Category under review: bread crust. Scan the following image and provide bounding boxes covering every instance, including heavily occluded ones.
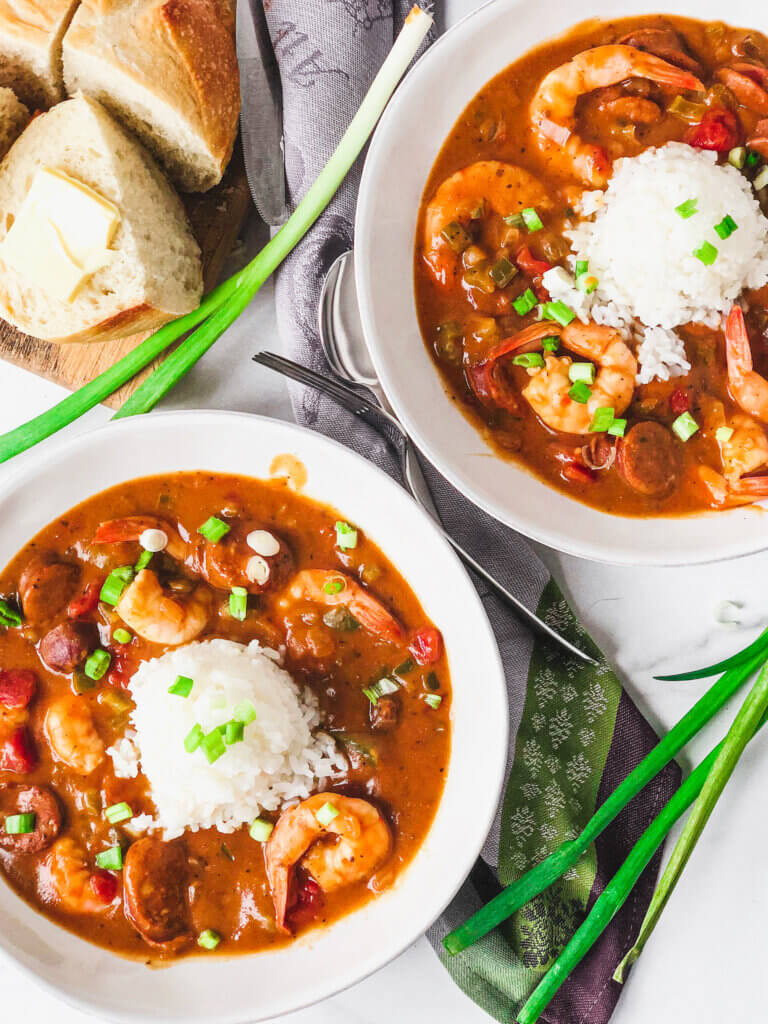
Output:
[0,0,80,107]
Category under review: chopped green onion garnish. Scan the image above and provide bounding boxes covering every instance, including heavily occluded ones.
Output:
[521,207,544,232]
[568,362,596,385]
[608,418,627,438]
[715,426,734,443]
[575,259,589,277]
[323,578,345,595]
[105,802,132,825]
[4,812,35,834]
[184,723,204,752]
[693,241,718,266]
[675,198,698,219]
[542,336,559,352]
[113,628,132,644]
[512,352,545,369]
[754,166,768,192]
[84,648,111,681]
[100,567,134,606]
[746,150,762,168]
[95,846,123,871]
[249,818,274,842]
[134,550,153,572]
[229,586,247,621]
[728,147,747,170]
[672,411,699,442]
[224,720,244,745]
[168,675,193,698]
[577,274,598,294]
[233,700,257,725]
[335,521,358,550]
[714,215,738,239]
[424,694,443,710]
[363,678,400,705]
[568,381,592,404]
[315,802,340,827]
[197,928,221,950]
[394,658,415,677]
[489,257,518,288]
[0,599,22,628]
[198,516,230,543]
[503,212,525,228]
[201,728,226,764]
[542,300,576,326]
[589,406,615,432]
[512,288,538,316]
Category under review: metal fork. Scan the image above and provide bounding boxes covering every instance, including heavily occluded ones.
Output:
[253,351,597,665]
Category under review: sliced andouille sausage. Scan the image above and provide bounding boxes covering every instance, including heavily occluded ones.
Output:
[19,556,79,625]
[0,784,62,854]
[370,696,400,733]
[123,838,191,946]
[0,669,37,709]
[39,621,98,674]
[618,421,682,496]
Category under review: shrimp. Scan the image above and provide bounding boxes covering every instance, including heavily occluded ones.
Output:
[698,398,768,506]
[116,569,212,646]
[422,161,551,287]
[43,838,118,913]
[521,322,637,434]
[530,45,703,185]
[265,794,392,933]
[288,571,403,645]
[725,305,768,422]
[45,695,104,775]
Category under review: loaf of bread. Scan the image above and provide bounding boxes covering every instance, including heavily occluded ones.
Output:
[63,0,240,192]
[0,94,203,344]
[0,1,79,108]
[0,86,29,159]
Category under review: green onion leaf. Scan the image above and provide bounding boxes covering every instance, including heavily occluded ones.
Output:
[323,578,345,595]
[198,516,230,543]
[335,521,358,550]
[575,259,589,277]
[224,720,245,745]
[0,599,22,628]
[249,818,274,842]
[589,406,615,433]
[100,567,134,606]
[715,426,734,443]
[105,802,133,825]
[656,630,768,681]
[134,550,153,572]
[512,288,538,316]
[512,353,545,369]
[197,928,221,951]
[168,675,193,698]
[607,418,627,438]
[113,628,132,644]
[84,648,111,681]
[394,658,415,677]
[576,274,598,294]
[746,149,762,167]
[714,215,738,239]
[95,846,123,871]
[233,700,257,725]
[568,362,596,385]
[201,728,226,764]
[503,212,525,228]
[424,693,443,710]
[315,802,340,827]
[728,146,747,169]
[568,381,592,404]
[521,207,544,232]
[363,678,400,705]
[693,241,718,266]
[4,812,35,834]
[672,411,699,441]
[184,723,204,752]
[754,165,768,191]
[542,300,576,326]
[542,336,560,352]
[675,198,698,219]
[229,586,248,621]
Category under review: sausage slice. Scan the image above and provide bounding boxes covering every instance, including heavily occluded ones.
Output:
[618,421,682,496]
[39,621,98,674]
[124,838,191,945]
[0,784,62,854]
[19,557,79,624]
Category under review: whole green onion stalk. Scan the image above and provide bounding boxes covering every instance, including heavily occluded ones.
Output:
[0,5,433,461]
[517,658,768,1024]
[443,633,768,956]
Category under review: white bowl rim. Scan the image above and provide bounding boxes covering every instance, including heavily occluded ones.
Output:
[0,409,509,1023]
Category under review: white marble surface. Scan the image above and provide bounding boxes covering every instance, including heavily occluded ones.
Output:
[4,1,768,1020]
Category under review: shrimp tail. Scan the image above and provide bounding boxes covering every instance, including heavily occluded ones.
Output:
[733,475,768,498]
[725,305,752,377]
[270,867,293,934]
[94,517,160,544]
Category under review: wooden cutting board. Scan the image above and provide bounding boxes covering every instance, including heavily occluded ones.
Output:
[0,149,252,409]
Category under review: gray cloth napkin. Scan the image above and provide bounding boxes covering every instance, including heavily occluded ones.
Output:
[263,3,679,1022]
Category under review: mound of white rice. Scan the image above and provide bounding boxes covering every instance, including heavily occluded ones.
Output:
[567,143,768,330]
[109,639,346,839]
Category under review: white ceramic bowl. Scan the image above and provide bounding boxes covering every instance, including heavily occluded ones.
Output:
[356,0,768,566]
[0,411,508,1023]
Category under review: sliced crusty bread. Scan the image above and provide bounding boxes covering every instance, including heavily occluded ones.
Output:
[0,0,79,108]
[0,86,29,159]
[0,94,203,344]
[63,0,240,192]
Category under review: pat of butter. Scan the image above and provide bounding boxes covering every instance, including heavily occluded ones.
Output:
[0,167,121,303]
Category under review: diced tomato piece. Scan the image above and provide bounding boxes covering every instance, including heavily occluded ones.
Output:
[90,870,119,905]
[670,388,690,415]
[0,669,36,709]
[67,581,102,620]
[686,109,741,152]
[515,246,552,280]
[0,726,37,773]
[562,462,597,485]
[409,626,443,666]
[288,876,324,930]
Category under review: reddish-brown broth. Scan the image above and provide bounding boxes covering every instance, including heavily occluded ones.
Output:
[415,15,768,516]
[0,472,450,960]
